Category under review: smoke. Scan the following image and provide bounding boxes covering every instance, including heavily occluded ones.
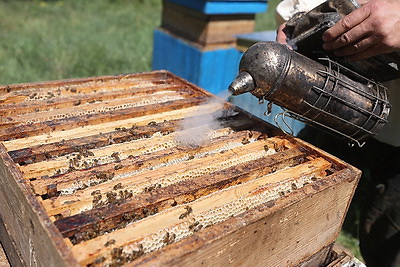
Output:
[175,90,232,147]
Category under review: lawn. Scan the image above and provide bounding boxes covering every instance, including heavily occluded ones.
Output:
[0,0,362,261]
[0,0,161,84]
[0,0,283,85]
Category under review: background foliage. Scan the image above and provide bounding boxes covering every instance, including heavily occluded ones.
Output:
[0,0,161,84]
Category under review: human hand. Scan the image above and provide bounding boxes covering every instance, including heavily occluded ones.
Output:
[276,23,288,45]
[276,22,294,50]
[322,0,400,61]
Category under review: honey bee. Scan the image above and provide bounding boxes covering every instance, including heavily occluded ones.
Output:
[241,137,250,145]
[113,183,123,190]
[179,206,193,219]
[104,239,116,247]
[162,232,176,245]
[264,145,269,152]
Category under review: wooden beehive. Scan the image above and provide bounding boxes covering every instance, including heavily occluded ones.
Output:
[0,70,360,266]
[161,1,256,48]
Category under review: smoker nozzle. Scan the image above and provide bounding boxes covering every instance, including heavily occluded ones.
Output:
[228,71,255,96]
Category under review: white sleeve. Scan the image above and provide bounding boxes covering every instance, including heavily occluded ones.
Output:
[276,0,327,23]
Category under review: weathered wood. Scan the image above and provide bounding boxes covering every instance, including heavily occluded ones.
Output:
[52,145,305,242]
[0,70,174,95]
[297,244,334,267]
[28,130,254,196]
[0,90,189,126]
[3,102,224,151]
[0,83,185,116]
[129,167,360,267]
[43,138,286,216]
[0,70,361,266]
[8,118,183,164]
[0,144,79,266]
[0,71,220,141]
[19,126,236,180]
[0,218,22,267]
[327,244,356,267]
[9,112,254,165]
[70,157,332,265]
[0,96,209,141]
[162,1,255,46]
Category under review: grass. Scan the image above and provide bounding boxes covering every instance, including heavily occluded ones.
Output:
[255,0,280,31]
[337,231,363,260]
[0,0,281,85]
[0,0,362,262]
[0,0,161,84]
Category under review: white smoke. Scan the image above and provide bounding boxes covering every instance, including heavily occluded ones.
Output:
[175,90,232,147]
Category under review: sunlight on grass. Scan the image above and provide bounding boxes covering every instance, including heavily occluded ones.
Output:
[0,0,161,84]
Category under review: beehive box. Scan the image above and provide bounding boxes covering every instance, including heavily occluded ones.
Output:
[161,1,256,47]
[164,0,268,15]
[0,70,360,266]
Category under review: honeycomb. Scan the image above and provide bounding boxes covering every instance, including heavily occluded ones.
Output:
[0,71,345,266]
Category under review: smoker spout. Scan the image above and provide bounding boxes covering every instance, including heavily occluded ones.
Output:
[228,71,255,96]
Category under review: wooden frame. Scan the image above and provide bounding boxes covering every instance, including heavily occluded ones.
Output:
[0,71,361,266]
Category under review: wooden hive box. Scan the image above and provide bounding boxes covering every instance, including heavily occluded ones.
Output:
[164,0,268,15]
[152,28,243,95]
[0,70,360,266]
[161,1,256,47]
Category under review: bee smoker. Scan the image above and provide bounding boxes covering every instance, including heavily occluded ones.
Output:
[229,0,394,146]
[228,41,390,146]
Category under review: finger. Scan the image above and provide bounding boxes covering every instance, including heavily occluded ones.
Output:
[276,31,287,44]
[276,23,287,44]
[327,33,373,56]
[323,24,369,51]
[345,43,383,61]
[322,4,371,42]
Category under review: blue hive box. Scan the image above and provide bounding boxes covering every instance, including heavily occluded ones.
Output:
[165,0,268,15]
[152,28,242,95]
[153,0,268,94]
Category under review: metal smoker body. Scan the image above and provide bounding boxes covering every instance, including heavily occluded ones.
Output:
[229,0,395,146]
[229,41,390,145]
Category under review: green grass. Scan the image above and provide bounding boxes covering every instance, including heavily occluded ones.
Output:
[337,231,363,260]
[255,0,280,31]
[0,0,161,84]
[0,0,362,262]
[0,0,281,85]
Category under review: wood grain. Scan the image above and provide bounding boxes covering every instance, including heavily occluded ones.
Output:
[0,70,361,266]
